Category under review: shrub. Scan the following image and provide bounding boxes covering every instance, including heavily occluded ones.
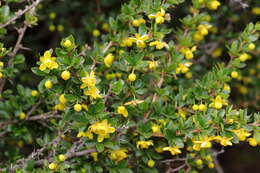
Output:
[0,0,259,172]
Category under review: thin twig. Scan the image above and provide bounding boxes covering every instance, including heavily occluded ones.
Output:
[0,0,44,28]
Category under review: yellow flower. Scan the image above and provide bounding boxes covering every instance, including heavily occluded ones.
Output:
[117,106,128,118]
[178,109,187,119]
[82,104,88,111]
[137,140,153,149]
[193,32,204,42]
[81,71,97,88]
[110,149,128,162]
[120,37,135,47]
[209,95,228,109]
[132,18,146,27]
[74,104,82,112]
[124,99,144,106]
[155,147,164,153]
[163,146,181,155]
[193,136,213,150]
[152,124,161,133]
[147,159,155,168]
[232,128,251,141]
[213,136,232,146]
[44,80,53,89]
[48,162,57,170]
[84,131,93,139]
[77,131,85,138]
[88,119,116,142]
[248,138,258,147]
[149,41,168,50]
[176,62,192,74]
[132,33,149,48]
[31,90,38,96]
[61,70,71,80]
[90,152,98,161]
[104,53,114,67]
[39,50,59,71]
[128,73,136,82]
[54,103,65,111]
[180,46,197,59]
[239,53,250,62]
[59,94,67,104]
[148,61,157,70]
[148,8,166,24]
[58,154,66,162]
[207,0,221,10]
[84,87,102,99]
[223,84,231,92]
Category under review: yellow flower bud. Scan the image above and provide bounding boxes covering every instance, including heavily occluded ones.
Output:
[192,104,199,111]
[195,159,203,166]
[19,112,26,120]
[102,23,109,32]
[74,104,82,112]
[63,40,72,48]
[49,24,56,32]
[208,162,215,168]
[48,162,57,170]
[61,70,71,80]
[128,73,136,82]
[207,0,221,10]
[49,12,56,19]
[0,72,3,78]
[239,53,250,62]
[147,159,155,168]
[57,25,64,32]
[31,90,38,96]
[198,104,206,111]
[104,53,114,67]
[59,94,67,104]
[248,43,255,50]
[45,80,53,89]
[132,19,140,27]
[231,71,238,78]
[92,29,100,37]
[58,154,66,162]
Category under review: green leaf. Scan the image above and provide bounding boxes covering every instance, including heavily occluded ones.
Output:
[96,143,104,152]
[112,80,124,95]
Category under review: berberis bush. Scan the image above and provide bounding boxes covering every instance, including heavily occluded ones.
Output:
[0,0,259,172]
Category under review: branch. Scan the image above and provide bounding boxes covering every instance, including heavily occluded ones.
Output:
[0,0,44,28]
[0,25,27,93]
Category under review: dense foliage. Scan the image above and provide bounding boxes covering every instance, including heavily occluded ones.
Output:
[0,0,259,172]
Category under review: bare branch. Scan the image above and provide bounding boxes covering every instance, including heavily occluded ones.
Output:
[0,0,44,28]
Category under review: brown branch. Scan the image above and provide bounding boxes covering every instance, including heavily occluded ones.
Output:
[0,0,44,28]
[25,99,43,119]
[0,25,27,93]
